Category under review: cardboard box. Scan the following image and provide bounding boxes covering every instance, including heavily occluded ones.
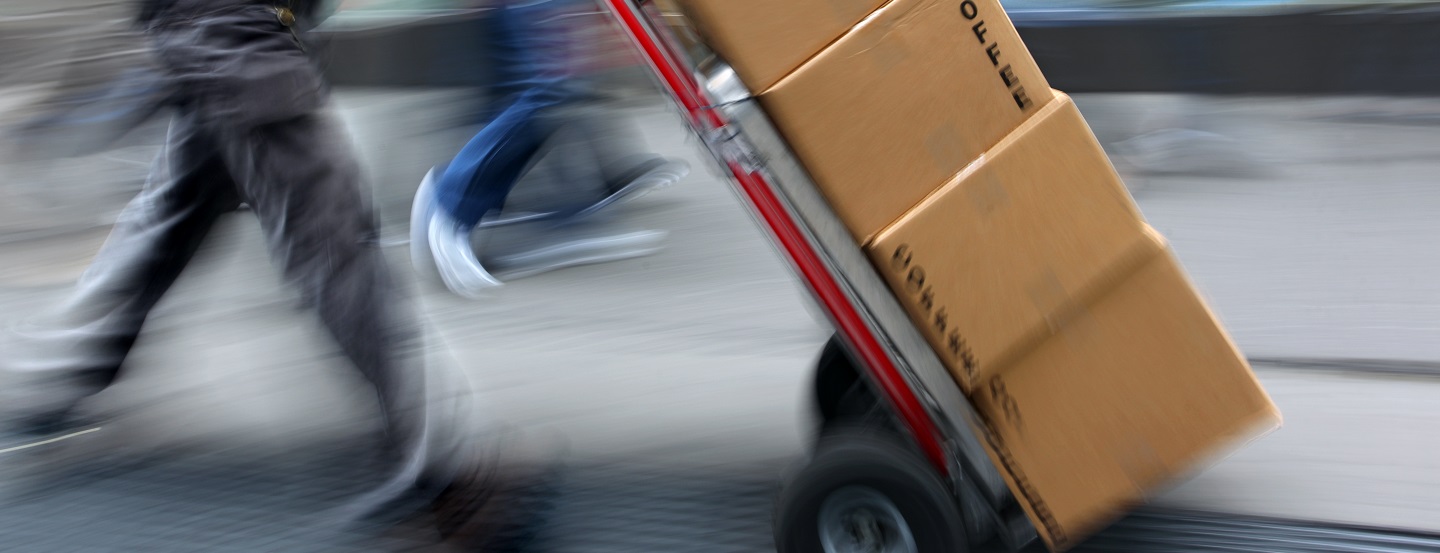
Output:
[971,244,1281,550]
[659,0,890,92]
[867,94,1150,390]
[760,0,1054,241]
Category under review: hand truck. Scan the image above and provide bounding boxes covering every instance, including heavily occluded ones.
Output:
[599,2,1042,551]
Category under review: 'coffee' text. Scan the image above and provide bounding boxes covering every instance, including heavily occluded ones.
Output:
[960,0,1032,111]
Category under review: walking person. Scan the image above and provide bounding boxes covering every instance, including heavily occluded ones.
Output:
[0,0,552,548]
[411,0,686,297]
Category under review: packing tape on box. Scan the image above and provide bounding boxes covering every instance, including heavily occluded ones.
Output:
[1027,270,1070,331]
[851,18,909,73]
[859,0,943,71]
[924,124,975,174]
[966,171,1010,217]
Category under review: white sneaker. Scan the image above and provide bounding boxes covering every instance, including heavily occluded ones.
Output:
[487,229,668,281]
[428,212,504,299]
[409,169,439,276]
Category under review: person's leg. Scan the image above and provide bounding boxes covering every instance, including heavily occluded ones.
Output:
[529,107,676,218]
[434,92,563,228]
[467,106,675,283]
[133,4,516,535]
[414,0,575,296]
[434,0,569,228]
[562,104,687,199]
[535,110,609,214]
[218,109,493,519]
[1,110,240,431]
[565,105,652,187]
[423,91,572,296]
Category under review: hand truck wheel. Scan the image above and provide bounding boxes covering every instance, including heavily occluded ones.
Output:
[775,426,969,553]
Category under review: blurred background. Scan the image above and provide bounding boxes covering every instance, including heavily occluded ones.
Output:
[1,0,1439,551]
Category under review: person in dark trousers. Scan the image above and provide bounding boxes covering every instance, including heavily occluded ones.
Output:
[0,0,548,548]
[411,0,686,297]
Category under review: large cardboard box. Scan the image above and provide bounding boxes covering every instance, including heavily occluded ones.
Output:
[660,0,890,92]
[760,0,1054,241]
[971,243,1281,550]
[867,94,1151,391]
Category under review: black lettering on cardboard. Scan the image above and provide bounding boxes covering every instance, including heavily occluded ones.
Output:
[999,64,1018,87]
[983,422,1067,547]
[891,244,912,271]
[946,330,977,376]
[906,266,927,294]
[898,247,980,383]
[971,20,988,44]
[960,0,979,19]
[1012,86,1033,110]
[990,378,1024,431]
[986,43,1002,66]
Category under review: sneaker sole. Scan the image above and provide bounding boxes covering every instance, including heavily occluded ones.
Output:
[486,231,668,281]
[410,168,439,276]
[477,159,689,230]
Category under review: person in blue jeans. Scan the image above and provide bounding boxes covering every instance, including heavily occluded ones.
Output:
[411,0,685,298]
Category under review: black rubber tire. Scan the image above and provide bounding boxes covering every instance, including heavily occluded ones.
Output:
[775,427,969,553]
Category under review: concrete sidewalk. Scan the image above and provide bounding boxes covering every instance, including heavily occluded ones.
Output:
[2,89,1440,538]
[1157,366,1440,532]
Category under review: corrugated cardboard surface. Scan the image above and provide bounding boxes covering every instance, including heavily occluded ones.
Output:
[759,0,1054,242]
[662,0,889,92]
[972,243,1280,550]
[867,94,1150,391]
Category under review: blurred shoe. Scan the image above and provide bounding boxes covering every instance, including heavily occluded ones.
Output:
[429,210,504,299]
[410,167,504,298]
[602,157,689,200]
[0,414,106,504]
[410,168,440,275]
[430,430,564,552]
[478,157,689,230]
[0,321,116,424]
[556,157,687,221]
[486,229,668,281]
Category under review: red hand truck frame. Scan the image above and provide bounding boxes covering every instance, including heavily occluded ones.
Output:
[599,1,1041,551]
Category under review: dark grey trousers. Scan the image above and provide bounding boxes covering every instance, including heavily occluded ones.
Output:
[4,2,484,515]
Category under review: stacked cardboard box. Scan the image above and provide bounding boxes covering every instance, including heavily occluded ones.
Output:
[660,0,1280,549]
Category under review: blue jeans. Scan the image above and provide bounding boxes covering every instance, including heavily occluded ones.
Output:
[435,0,579,228]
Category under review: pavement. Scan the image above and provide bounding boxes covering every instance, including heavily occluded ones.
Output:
[1077,94,1440,364]
[2,88,1440,549]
